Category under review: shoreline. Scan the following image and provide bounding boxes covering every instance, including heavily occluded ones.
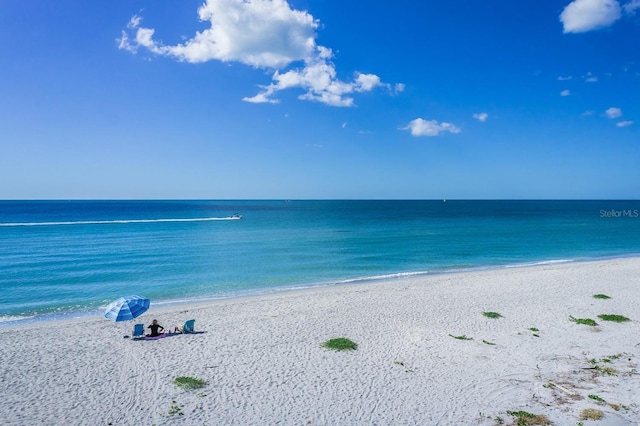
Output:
[3,252,640,328]
[1,256,639,424]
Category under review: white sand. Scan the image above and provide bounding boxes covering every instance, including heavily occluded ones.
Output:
[1,258,639,425]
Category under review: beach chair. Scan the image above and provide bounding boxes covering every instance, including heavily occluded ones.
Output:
[132,323,145,339]
[180,319,195,333]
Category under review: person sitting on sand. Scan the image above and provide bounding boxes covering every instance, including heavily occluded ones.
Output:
[146,319,164,337]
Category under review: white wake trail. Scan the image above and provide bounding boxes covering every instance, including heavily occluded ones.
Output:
[0,216,240,227]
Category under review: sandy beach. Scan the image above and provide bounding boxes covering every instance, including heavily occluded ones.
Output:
[1,258,639,425]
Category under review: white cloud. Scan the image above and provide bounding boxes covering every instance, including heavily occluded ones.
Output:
[581,110,596,116]
[243,91,279,104]
[584,72,599,82]
[118,31,134,52]
[118,0,399,107]
[393,83,406,94]
[242,62,387,107]
[136,0,317,68]
[127,15,142,29]
[117,16,145,53]
[605,107,623,118]
[561,89,571,96]
[616,120,634,127]
[623,0,640,14]
[136,28,157,49]
[473,112,488,122]
[245,63,396,107]
[355,73,382,92]
[560,0,622,33]
[558,75,573,81]
[401,118,461,137]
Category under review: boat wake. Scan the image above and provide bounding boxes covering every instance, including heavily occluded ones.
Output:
[0,216,241,227]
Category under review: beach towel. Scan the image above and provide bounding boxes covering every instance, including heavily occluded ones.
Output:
[145,333,167,340]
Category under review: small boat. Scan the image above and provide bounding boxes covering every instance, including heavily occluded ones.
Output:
[231,213,243,219]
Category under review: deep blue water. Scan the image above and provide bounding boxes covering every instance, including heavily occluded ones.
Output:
[1,200,639,324]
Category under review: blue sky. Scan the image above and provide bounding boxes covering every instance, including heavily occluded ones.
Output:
[1,0,638,199]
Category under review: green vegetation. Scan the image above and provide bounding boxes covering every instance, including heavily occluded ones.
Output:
[598,314,630,323]
[449,334,473,340]
[588,394,605,403]
[482,339,496,345]
[588,358,618,376]
[173,376,208,391]
[600,366,618,375]
[506,410,551,425]
[592,294,611,299]
[322,337,358,351]
[569,316,597,326]
[483,311,503,319]
[528,327,539,332]
[168,400,184,416]
[580,408,603,420]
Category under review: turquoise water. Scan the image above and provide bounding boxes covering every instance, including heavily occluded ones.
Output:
[1,200,639,324]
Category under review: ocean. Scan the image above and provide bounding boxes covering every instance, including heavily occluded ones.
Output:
[1,200,639,325]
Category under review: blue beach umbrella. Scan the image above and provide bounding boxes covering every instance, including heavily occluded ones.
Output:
[104,295,150,322]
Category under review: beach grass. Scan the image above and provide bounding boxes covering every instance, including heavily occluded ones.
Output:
[588,394,605,403]
[449,334,473,340]
[322,337,357,351]
[167,400,184,416]
[482,339,496,345]
[482,311,503,319]
[598,314,630,323]
[600,367,618,375]
[602,353,624,362]
[173,376,208,391]
[580,408,604,420]
[506,410,551,425]
[609,403,628,411]
[592,294,611,299]
[589,358,619,376]
[569,316,597,326]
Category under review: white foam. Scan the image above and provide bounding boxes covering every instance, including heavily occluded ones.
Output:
[0,315,35,323]
[504,259,575,268]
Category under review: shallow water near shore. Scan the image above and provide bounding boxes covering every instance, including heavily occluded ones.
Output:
[1,199,639,323]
